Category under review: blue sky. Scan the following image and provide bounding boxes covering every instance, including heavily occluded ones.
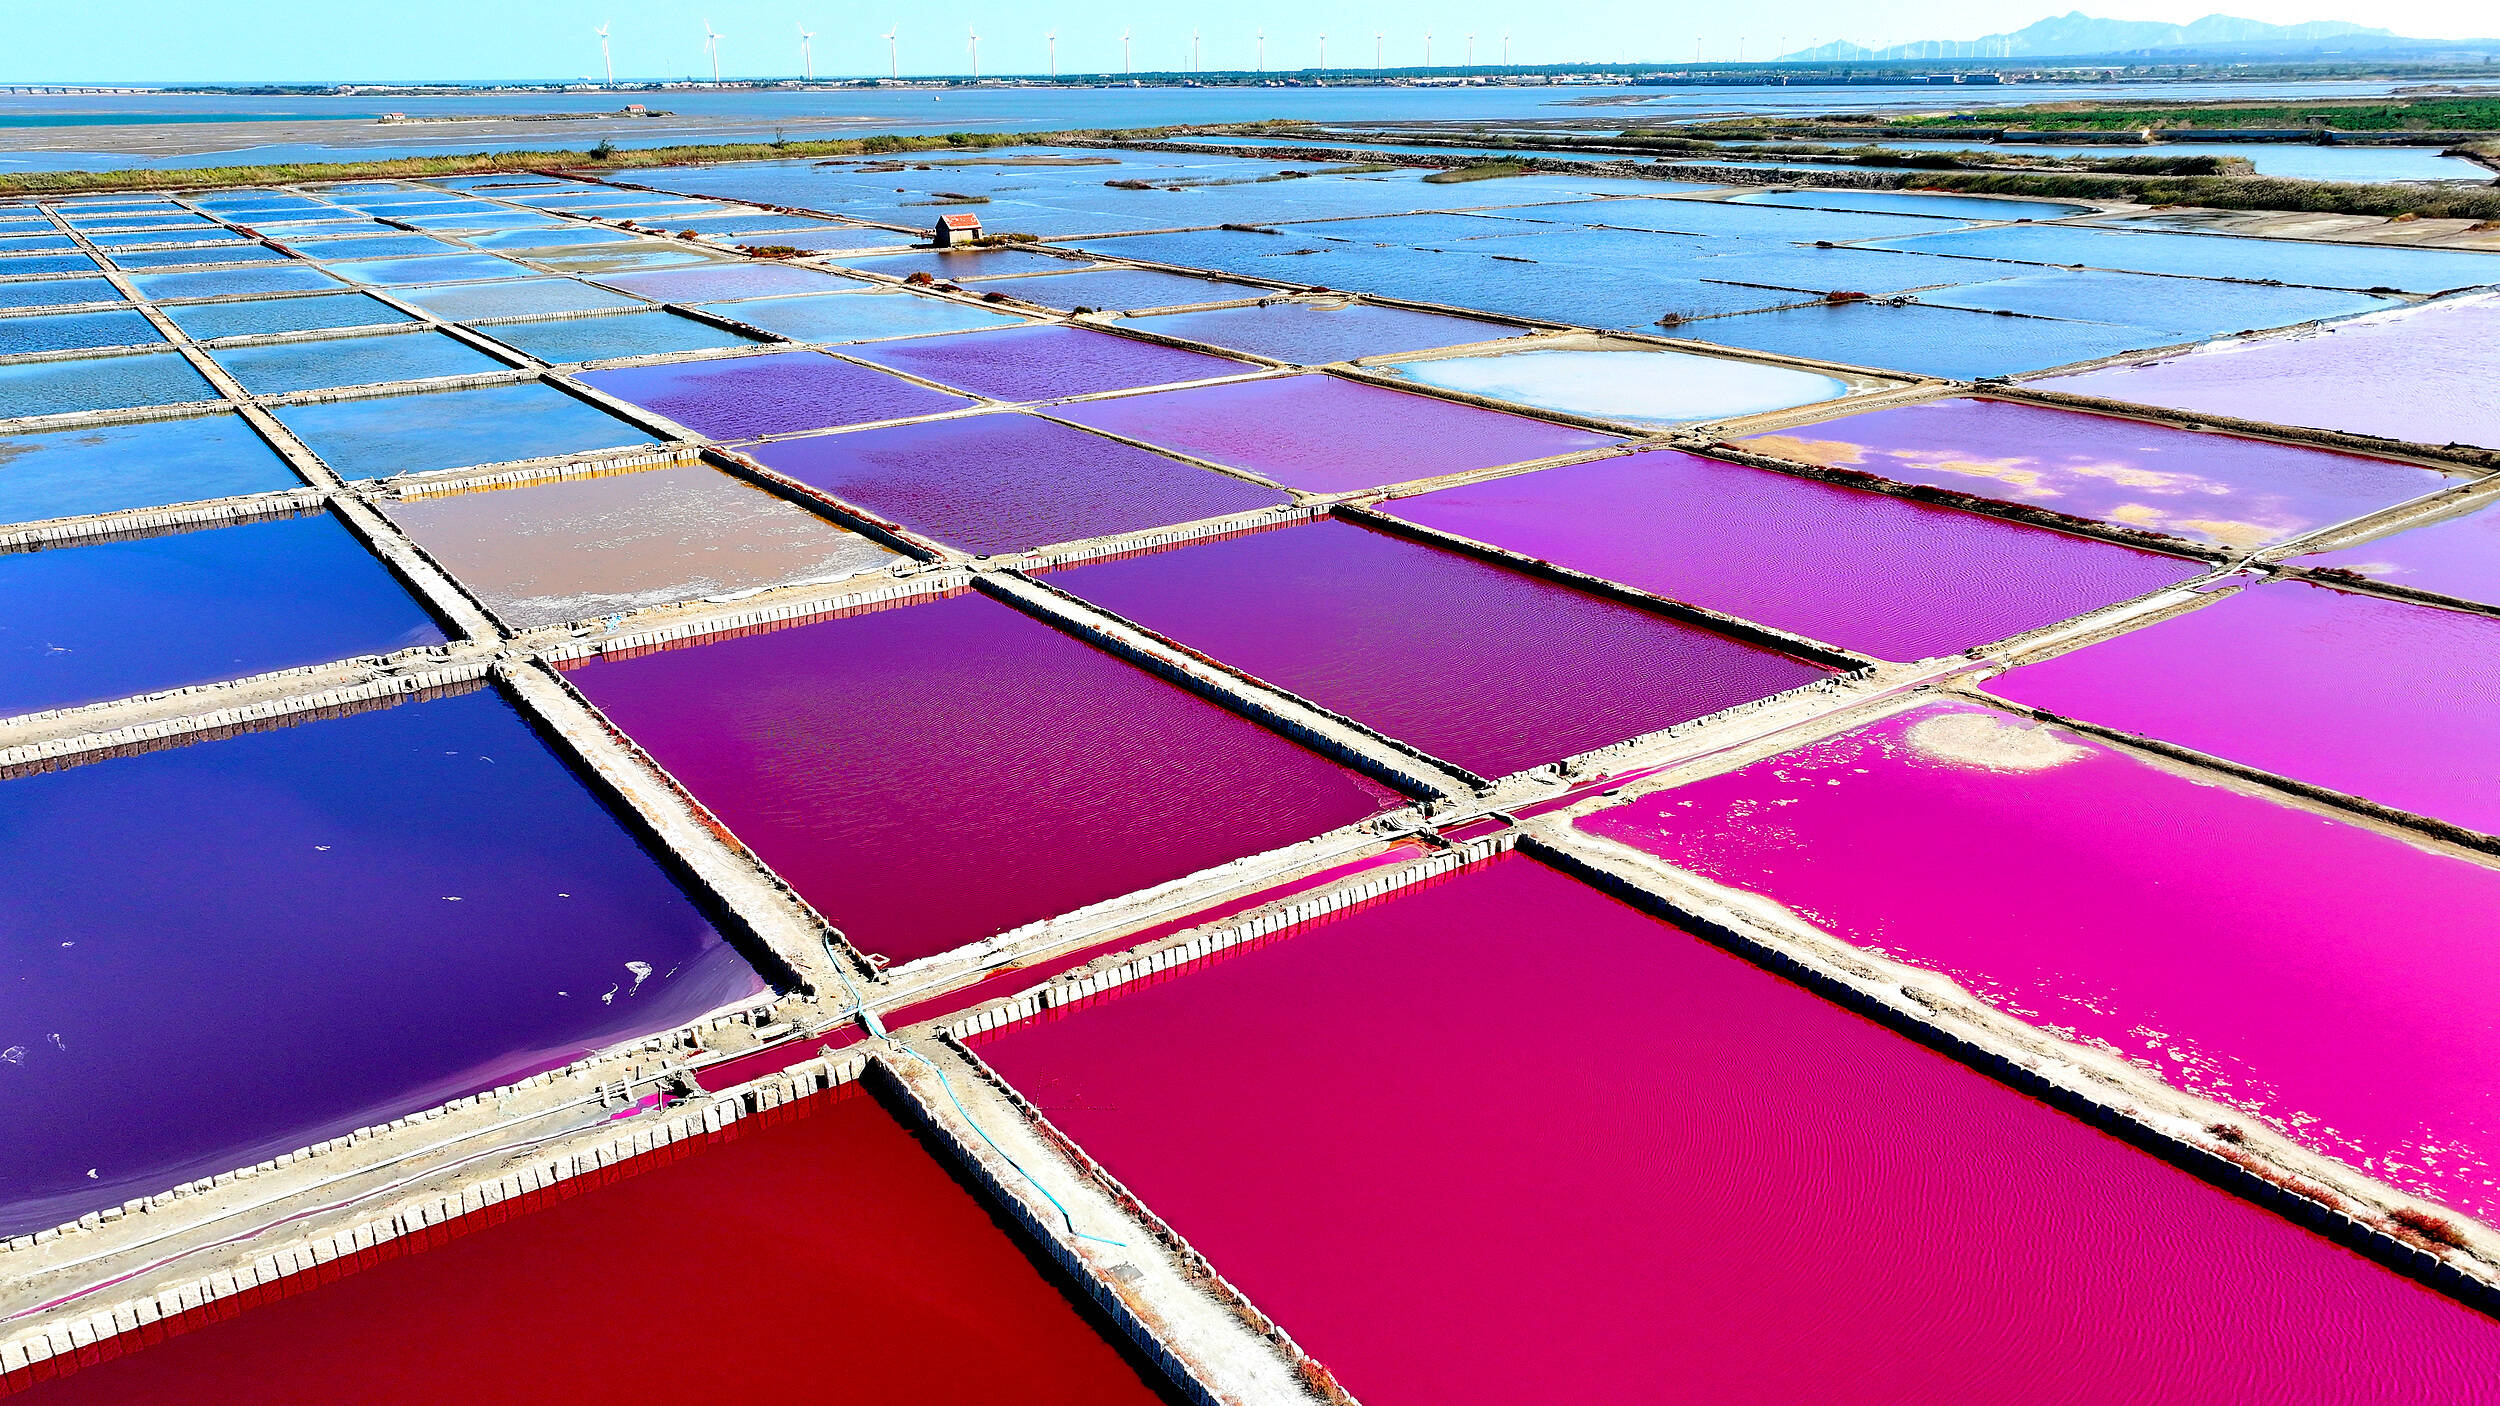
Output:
[9,0,2489,84]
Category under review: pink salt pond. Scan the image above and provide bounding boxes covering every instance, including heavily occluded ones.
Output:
[2032,295,2500,451]
[1579,700,2500,1225]
[1386,449,2206,659]
[839,322,1252,402]
[745,412,1289,555]
[560,588,1402,968]
[1987,576,2500,836]
[1743,396,2454,550]
[972,852,2500,1405]
[2302,494,2500,608]
[576,350,972,440]
[1047,372,1621,493]
[1049,518,1829,778]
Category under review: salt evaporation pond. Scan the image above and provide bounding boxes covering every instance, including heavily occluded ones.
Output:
[973,851,2500,1404]
[1378,343,1854,427]
[834,247,1077,281]
[389,276,644,321]
[126,265,338,300]
[563,589,1402,968]
[1387,450,2205,659]
[0,308,159,356]
[1127,299,1522,365]
[748,412,1288,554]
[275,381,654,479]
[1917,268,2394,340]
[4,1085,1173,1405]
[473,308,758,363]
[841,323,1251,402]
[982,265,1268,312]
[0,685,760,1239]
[1990,578,2500,836]
[159,291,413,340]
[1873,224,2500,294]
[695,289,1026,344]
[0,277,120,310]
[383,463,901,630]
[592,261,866,302]
[0,511,444,717]
[1728,188,2096,220]
[0,350,216,418]
[2303,496,2500,607]
[579,349,973,440]
[1052,373,1621,492]
[2033,298,2500,451]
[1053,519,1828,776]
[1742,397,2453,549]
[1677,299,2199,380]
[0,413,300,525]
[323,252,527,287]
[206,327,507,395]
[1584,700,2500,1224]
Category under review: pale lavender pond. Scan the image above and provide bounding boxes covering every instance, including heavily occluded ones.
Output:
[1050,373,1623,493]
[578,350,974,439]
[2303,497,2500,608]
[1582,700,2500,1225]
[2034,297,2500,451]
[0,684,761,1238]
[839,323,1252,402]
[1386,450,2206,659]
[1989,577,2500,836]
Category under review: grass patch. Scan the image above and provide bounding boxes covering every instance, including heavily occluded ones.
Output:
[1913,169,2500,221]
[1422,160,1534,184]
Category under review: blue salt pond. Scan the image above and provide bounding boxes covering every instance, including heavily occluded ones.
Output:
[475,309,762,363]
[104,245,291,270]
[85,227,246,248]
[1377,343,1857,427]
[284,233,464,260]
[0,234,79,253]
[980,266,1271,311]
[0,412,301,524]
[1128,299,1524,364]
[276,381,655,478]
[1679,300,2200,379]
[0,683,761,1239]
[1526,196,1975,243]
[835,247,1081,281]
[0,308,161,356]
[0,277,120,310]
[0,350,217,419]
[129,265,341,300]
[1728,189,2097,220]
[208,328,509,395]
[463,225,644,251]
[0,253,100,277]
[1915,268,2395,338]
[161,292,415,340]
[324,253,532,286]
[695,289,1026,344]
[390,277,646,321]
[1868,224,2500,294]
[0,510,445,716]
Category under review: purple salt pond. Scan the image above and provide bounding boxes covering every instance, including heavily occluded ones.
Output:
[0,684,761,1238]
[2033,296,2500,451]
[1743,397,2454,550]
[576,350,972,439]
[1128,300,1524,365]
[1050,373,1621,493]
[1580,700,2500,1224]
[1386,450,2206,659]
[2303,497,2500,608]
[747,412,1289,554]
[1051,518,1829,777]
[839,323,1251,402]
[561,589,1402,967]
[1989,577,2500,836]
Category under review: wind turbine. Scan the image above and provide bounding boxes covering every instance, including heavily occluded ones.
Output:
[594,22,614,86]
[703,20,723,84]
[1257,28,1266,71]
[798,22,815,80]
[884,26,898,78]
[1122,28,1132,73]
[1317,32,1326,69]
[1502,32,1510,65]
[1046,30,1057,77]
[967,24,979,78]
[1424,32,1433,66]
[1192,28,1201,73]
[1465,33,1474,66]
[1373,31,1383,68]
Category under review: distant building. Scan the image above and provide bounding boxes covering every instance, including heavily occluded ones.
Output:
[933,211,984,247]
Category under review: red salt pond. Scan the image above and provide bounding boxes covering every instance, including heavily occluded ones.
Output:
[1048,372,1621,493]
[1742,396,2453,550]
[746,412,1289,555]
[840,323,1252,402]
[2303,496,2500,609]
[561,588,1402,968]
[3,1087,1172,1405]
[1581,700,2500,1226]
[1990,577,2500,836]
[1385,448,2206,659]
[1050,518,1829,778]
[973,852,2500,1404]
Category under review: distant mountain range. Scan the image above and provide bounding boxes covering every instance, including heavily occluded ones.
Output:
[1778,11,2489,62]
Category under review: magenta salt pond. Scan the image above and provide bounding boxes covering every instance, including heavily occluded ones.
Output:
[839,323,1250,402]
[1582,700,2500,1225]
[576,350,973,440]
[972,853,2500,1405]
[1743,397,2453,550]
[1988,577,2500,836]
[2033,297,2500,451]
[1049,373,1621,493]
[1049,518,1828,777]
[2302,496,2500,608]
[1385,449,2206,659]
[747,412,1288,555]
[560,589,1401,967]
